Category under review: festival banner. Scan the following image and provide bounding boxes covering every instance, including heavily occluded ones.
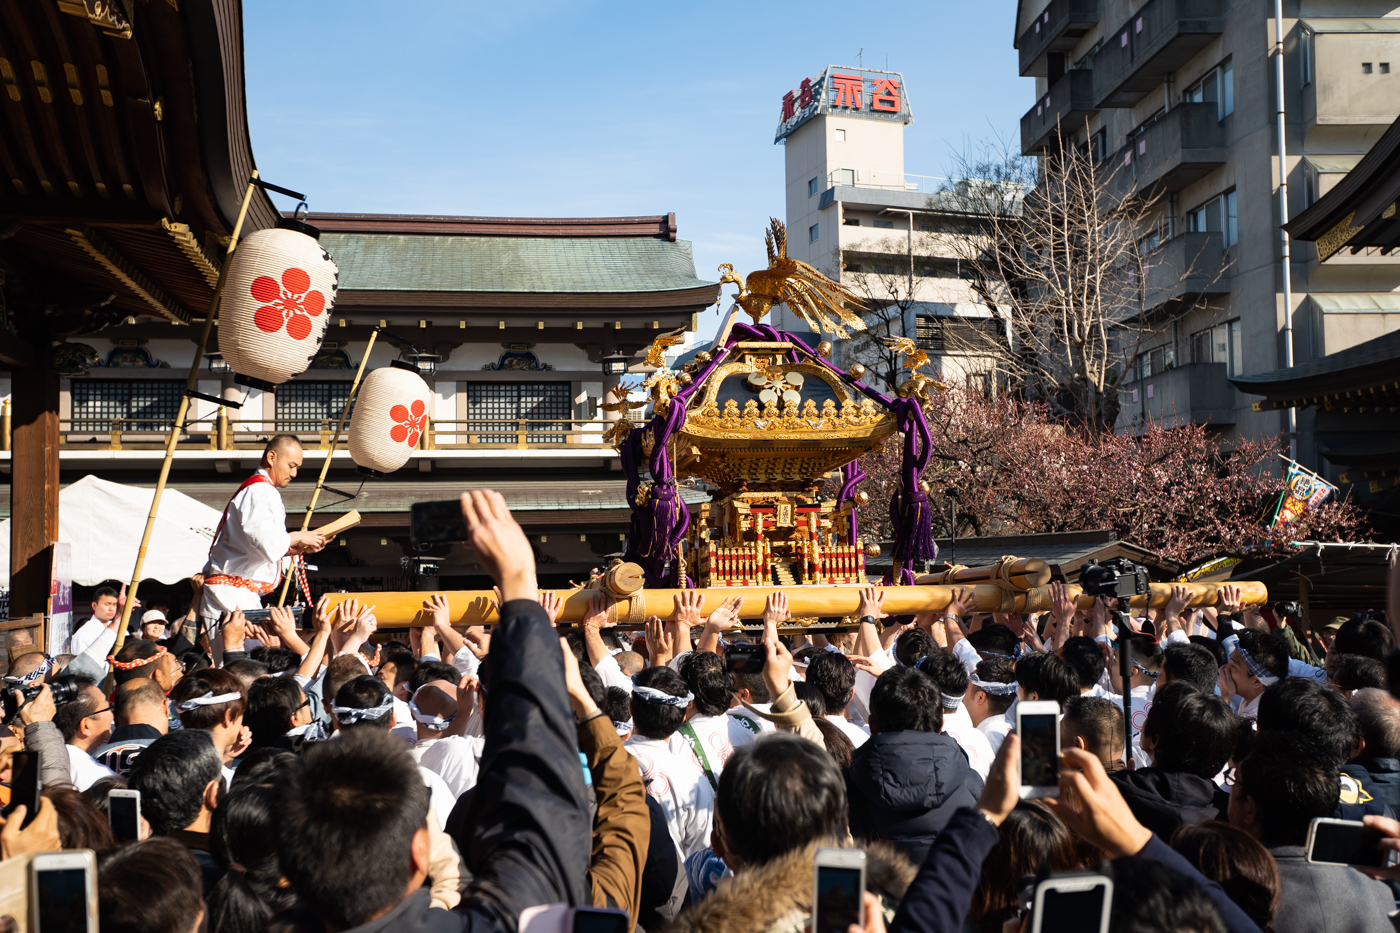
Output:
[1271,461,1337,531]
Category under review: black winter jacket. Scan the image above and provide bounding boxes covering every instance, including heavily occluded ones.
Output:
[844,730,983,865]
[1110,767,1222,841]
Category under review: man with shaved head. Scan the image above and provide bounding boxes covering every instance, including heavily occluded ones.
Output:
[198,434,330,658]
[407,677,483,797]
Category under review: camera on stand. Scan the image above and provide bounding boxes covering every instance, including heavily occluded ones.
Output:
[1078,557,1149,601]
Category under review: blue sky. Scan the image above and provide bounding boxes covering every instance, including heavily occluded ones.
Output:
[244,1,1033,340]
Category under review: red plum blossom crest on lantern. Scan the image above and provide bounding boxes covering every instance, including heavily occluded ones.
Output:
[251,267,326,340]
[390,400,427,446]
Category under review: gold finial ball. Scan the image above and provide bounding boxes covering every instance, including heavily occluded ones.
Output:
[918,480,931,495]
[677,372,693,386]
[816,340,833,359]
[865,543,881,557]
[849,363,866,380]
[695,351,712,364]
[855,490,869,505]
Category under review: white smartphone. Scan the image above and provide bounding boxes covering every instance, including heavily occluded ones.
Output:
[812,847,865,933]
[1029,872,1113,933]
[1306,817,1398,868]
[1017,699,1061,798]
[30,850,97,933]
[107,789,141,844]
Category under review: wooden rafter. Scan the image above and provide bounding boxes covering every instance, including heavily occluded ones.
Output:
[64,227,190,324]
[161,217,219,287]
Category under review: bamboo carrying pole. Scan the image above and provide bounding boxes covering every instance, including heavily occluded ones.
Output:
[275,328,381,606]
[109,174,261,674]
[913,557,1052,590]
[320,569,1268,628]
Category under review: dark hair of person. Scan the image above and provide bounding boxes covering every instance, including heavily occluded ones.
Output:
[917,649,970,709]
[208,774,299,933]
[323,654,373,710]
[972,658,1017,716]
[806,651,856,716]
[1059,636,1106,690]
[602,686,631,725]
[1256,677,1360,767]
[631,666,689,740]
[812,717,855,769]
[1162,643,1221,694]
[1141,683,1237,778]
[378,641,417,687]
[1126,632,1163,669]
[715,733,846,866]
[262,433,303,457]
[249,645,301,676]
[681,651,732,717]
[1014,651,1079,705]
[409,659,460,694]
[43,786,116,853]
[1062,695,1125,763]
[1235,630,1290,681]
[968,623,1019,656]
[869,667,942,733]
[579,662,605,711]
[334,675,394,731]
[98,837,206,933]
[82,775,128,822]
[112,639,162,685]
[169,666,248,731]
[1235,731,1340,846]
[223,659,269,689]
[128,729,224,835]
[93,585,119,603]
[970,801,1077,933]
[733,671,770,704]
[894,627,936,668]
[53,675,102,743]
[1171,820,1281,931]
[279,729,430,929]
[1351,688,1400,760]
[1334,618,1394,664]
[1188,635,1228,668]
[1107,856,1227,933]
[792,682,828,721]
[792,645,822,665]
[1334,654,1388,694]
[230,749,299,789]
[245,676,306,748]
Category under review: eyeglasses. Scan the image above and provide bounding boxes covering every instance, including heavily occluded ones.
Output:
[84,707,112,719]
[294,696,311,713]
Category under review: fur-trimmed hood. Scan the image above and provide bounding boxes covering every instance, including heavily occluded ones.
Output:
[663,840,917,933]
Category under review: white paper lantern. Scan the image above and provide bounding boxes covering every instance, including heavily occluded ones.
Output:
[219,219,339,390]
[349,361,433,475]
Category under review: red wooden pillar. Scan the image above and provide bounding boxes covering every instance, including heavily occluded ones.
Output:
[10,356,59,618]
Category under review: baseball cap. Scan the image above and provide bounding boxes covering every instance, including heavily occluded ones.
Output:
[141,609,168,625]
[1324,615,1348,631]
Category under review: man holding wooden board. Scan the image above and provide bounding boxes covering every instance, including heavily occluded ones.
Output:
[197,435,333,644]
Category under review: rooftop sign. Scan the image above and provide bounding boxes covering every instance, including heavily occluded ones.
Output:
[774,66,914,143]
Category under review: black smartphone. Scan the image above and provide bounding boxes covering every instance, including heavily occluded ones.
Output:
[1030,872,1112,933]
[240,607,305,625]
[108,789,141,844]
[725,643,766,674]
[411,499,468,545]
[570,907,630,933]
[6,750,41,828]
[1306,818,1395,867]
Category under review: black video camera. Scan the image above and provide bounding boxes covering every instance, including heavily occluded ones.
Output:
[1078,558,1149,601]
[1274,601,1304,619]
[1,674,82,725]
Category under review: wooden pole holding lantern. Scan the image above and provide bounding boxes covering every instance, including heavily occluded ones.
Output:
[110,173,262,675]
[275,327,381,606]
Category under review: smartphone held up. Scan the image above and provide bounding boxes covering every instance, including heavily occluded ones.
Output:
[812,848,865,933]
[1017,700,1060,799]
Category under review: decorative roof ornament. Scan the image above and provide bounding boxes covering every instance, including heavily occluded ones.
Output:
[879,335,949,411]
[717,219,868,338]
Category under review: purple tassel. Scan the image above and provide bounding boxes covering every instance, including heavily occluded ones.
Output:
[890,399,938,568]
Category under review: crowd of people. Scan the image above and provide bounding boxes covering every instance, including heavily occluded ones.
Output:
[3,489,1399,933]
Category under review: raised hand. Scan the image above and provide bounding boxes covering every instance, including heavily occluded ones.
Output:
[673,590,706,630]
[460,490,537,603]
[1049,581,1076,625]
[705,596,743,632]
[857,585,887,621]
[220,609,248,653]
[762,591,790,627]
[537,590,564,627]
[644,615,675,668]
[1042,748,1153,858]
[1218,583,1243,615]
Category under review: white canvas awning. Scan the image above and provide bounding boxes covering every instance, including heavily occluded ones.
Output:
[0,475,221,587]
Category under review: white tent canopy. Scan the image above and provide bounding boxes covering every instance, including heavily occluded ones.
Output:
[0,475,220,587]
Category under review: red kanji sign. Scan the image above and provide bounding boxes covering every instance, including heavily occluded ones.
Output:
[781,90,796,121]
[871,79,901,112]
[831,73,862,109]
[798,77,814,108]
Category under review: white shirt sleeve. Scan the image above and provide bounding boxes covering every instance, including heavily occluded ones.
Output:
[951,639,981,676]
[450,645,480,679]
[594,654,634,693]
[240,483,292,564]
[69,619,110,658]
[1165,629,1190,645]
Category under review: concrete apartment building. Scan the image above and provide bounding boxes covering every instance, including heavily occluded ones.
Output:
[1015,0,1400,473]
[772,66,1000,392]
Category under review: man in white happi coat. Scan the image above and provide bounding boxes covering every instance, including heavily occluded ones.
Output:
[199,435,329,656]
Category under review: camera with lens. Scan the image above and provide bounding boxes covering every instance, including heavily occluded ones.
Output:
[1078,558,1150,601]
[1,674,81,725]
[1274,601,1304,619]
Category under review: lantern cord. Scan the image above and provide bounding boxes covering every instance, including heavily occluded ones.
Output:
[276,327,382,606]
[110,170,265,691]
[316,478,365,507]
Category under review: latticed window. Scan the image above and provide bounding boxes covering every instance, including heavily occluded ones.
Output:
[275,382,353,432]
[467,383,570,443]
[71,380,183,432]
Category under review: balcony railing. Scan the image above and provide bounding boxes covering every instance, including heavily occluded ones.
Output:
[51,416,618,451]
[1110,102,1226,196]
[1092,0,1223,108]
[1018,0,1100,77]
[1141,232,1230,312]
[1116,361,1237,431]
[1021,69,1097,154]
[825,170,951,194]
